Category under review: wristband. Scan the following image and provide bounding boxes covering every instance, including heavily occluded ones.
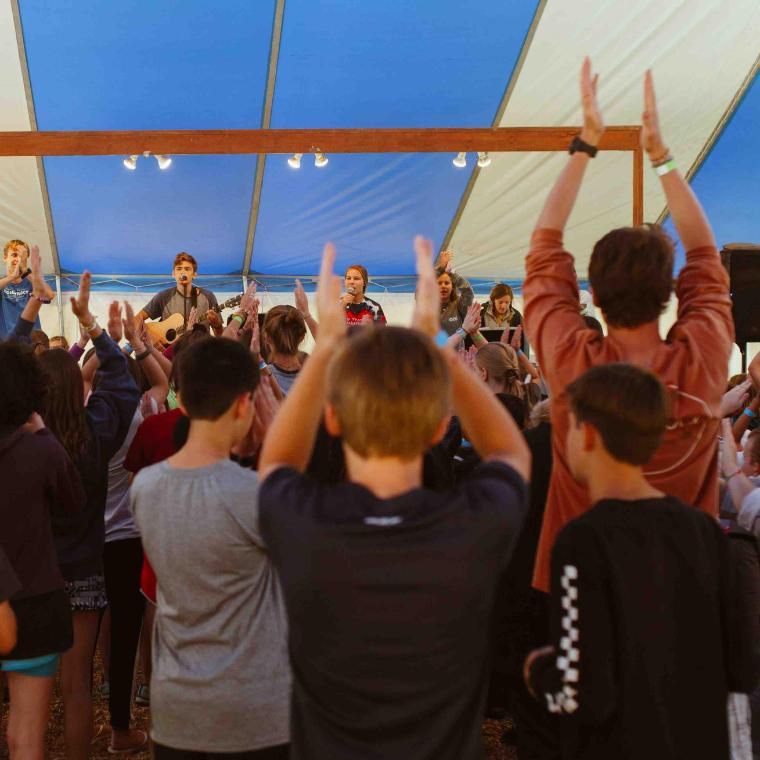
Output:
[725,468,743,483]
[743,407,757,419]
[135,348,151,361]
[655,159,677,177]
[568,136,598,158]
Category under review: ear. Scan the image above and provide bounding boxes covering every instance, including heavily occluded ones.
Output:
[428,415,449,447]
[324,402,342,437]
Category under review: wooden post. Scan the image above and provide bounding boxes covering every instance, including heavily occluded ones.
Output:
[633,147,644,225]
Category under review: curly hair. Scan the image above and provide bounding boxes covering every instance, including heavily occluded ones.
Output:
[0,342,48,427]
[37,349,89,460]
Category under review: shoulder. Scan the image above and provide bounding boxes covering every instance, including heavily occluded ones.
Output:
[460,460,528,514]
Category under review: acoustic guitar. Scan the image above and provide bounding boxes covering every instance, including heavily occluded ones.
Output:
[145,294,243,344]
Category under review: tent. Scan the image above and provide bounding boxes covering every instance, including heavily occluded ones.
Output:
[1,0,758,354]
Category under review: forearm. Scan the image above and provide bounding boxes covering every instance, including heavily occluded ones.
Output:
[659,169,715,252]
[304,313,318,339]
[727,474,756,510]
[535,153,591,231]
[446,350,530,480]
[259,342,336,476]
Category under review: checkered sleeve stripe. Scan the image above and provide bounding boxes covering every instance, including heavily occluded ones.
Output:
[545,564,580,715]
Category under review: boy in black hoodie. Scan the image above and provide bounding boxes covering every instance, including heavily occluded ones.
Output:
[524,363,758,759]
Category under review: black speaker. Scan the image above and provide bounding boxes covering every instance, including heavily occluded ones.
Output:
[720,244,760,345]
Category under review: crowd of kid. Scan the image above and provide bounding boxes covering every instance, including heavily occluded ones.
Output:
[1,61,758,760]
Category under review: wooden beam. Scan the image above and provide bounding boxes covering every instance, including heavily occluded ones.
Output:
[0,126,641,156]
[632,147,644,225]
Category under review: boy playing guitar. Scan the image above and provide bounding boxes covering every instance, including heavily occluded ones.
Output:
[137,252,223,341]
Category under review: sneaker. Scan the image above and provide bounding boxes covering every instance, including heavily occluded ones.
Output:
[135,683,149,706]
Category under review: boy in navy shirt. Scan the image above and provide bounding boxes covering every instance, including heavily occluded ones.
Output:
[259,238,531,760]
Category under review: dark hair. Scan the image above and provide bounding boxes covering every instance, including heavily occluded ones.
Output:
[38,348,89,459]
[588,225,674,328]
[566,363,669,465]
[263,305,306,357]
[0,342,48,427]
[496,393,526,430]
[582,315,604,336]
[173,252,198,272]
[170,328,212,392]
[31,329,50,353]
[175,338,260,420]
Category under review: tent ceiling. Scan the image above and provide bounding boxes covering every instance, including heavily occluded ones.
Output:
[0,0,757,285]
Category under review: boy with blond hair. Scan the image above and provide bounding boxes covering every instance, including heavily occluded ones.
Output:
[0,239,42,339]
[259,238,531,760]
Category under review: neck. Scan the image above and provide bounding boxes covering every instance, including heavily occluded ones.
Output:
[168,419,237,468]
[585,456,663,504]
[344,446,422,499]
[607,321,661,356]
[270,352,301,371]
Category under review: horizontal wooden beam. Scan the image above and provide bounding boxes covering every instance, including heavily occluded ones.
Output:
[0,126,641,156]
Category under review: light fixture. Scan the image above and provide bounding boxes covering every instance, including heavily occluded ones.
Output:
[155,154,172,170]
[287,153,303,169]
[452,152,467,168]
[123,154,138,171]
[477,152,491,168]
[314,152,329,168]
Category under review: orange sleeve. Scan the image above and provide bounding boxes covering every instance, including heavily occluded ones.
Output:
[666,246,734,413]
[523,229,600,392]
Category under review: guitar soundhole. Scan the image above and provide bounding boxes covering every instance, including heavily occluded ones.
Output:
[166,329,177,342]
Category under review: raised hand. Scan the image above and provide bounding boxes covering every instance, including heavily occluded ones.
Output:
[30,244,54,301]
[294,279,311,316]
[70,272,93,323]
[462,301,481,335]
[720,378,752,419]
[580,57,604,146]
[107,301,123,343]
[239,281,257,313]
[315,242,346,346]
[641,69,668,160]
[412,236,439,338]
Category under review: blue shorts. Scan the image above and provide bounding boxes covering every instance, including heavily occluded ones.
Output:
[1,653,60,677]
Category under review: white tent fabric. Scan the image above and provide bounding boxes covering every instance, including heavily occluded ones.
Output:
[0,1,54,273]
[450,0,760,277]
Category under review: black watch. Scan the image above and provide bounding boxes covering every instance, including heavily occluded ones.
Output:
[568,136,598,158]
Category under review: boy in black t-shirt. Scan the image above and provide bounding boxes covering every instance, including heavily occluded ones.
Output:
[258,238,531,760]
[524,363,758,760]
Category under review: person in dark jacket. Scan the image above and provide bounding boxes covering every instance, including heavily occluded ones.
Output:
[35,274,140,760]
[0,340,85,760]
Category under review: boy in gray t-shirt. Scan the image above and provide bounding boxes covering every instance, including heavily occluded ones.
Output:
[130,338,290,758]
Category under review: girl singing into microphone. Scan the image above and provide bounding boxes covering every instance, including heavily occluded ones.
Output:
[341,265,386,326]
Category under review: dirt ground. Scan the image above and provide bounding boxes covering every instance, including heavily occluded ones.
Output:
[0,661,517,759]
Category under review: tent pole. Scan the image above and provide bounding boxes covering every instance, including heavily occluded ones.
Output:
[633,148,644,225]
[55,275,64,336]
